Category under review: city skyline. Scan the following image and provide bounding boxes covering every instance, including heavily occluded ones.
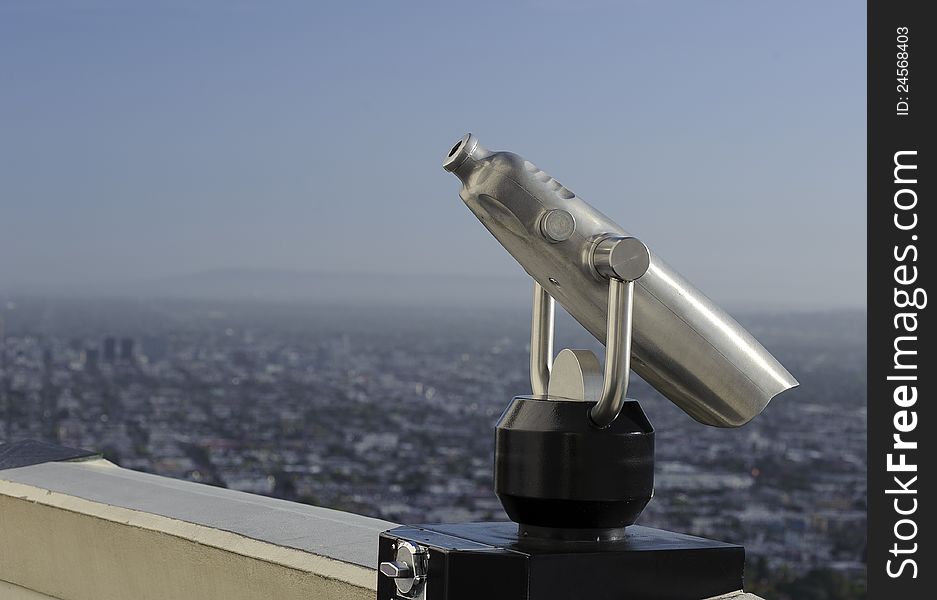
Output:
[0,296,867,597]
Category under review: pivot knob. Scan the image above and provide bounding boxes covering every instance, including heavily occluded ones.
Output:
[592,236,650,281]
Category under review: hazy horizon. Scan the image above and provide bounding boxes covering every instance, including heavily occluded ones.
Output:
[2,1,866,310]
[0,264,866,312]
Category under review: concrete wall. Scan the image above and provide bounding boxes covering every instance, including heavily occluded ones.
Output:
[0,459,388,600]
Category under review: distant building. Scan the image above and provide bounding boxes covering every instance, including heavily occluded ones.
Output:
[103,337,117,362]
[120,338,135,362]
[82,348,100,369]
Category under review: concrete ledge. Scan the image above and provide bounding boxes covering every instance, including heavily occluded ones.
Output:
[0,457,764,600]
[0,459,395,600]
[0,580,58,600]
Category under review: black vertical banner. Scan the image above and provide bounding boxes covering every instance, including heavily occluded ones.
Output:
[868,0,934,597]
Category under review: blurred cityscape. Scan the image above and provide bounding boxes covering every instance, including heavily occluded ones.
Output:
[0,295,866,597]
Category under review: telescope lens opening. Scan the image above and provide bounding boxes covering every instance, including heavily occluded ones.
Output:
[448,140,463,158]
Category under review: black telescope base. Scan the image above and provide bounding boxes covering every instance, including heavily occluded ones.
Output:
[378,521,744,600]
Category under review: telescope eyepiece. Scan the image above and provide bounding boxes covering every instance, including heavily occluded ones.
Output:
[443,133,485,175]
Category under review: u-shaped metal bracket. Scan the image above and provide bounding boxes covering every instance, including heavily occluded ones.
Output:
[530,283,555,397]
[529,236,649,428]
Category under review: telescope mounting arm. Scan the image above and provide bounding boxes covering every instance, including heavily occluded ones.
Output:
[529,235,650,428]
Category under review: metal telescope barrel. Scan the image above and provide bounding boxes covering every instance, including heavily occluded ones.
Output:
[444,133,798,427]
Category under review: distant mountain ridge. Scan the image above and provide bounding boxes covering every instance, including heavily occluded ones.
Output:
[1,267,866,312]
[2,267,529,308]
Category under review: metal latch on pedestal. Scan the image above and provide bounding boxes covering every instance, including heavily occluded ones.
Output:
[379,541,427,599]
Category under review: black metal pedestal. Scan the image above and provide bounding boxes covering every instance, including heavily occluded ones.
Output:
[496,397,655,532]
[378,521,744,600]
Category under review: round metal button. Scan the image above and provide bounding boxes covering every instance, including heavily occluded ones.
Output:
[540,209,576,242]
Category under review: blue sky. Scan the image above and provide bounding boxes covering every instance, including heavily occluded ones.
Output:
[1,1,865,308]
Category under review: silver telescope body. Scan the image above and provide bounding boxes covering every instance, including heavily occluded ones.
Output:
[444,134,798,428]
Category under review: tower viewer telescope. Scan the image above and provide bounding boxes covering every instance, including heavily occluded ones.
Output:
[377,134,798,600]
[443,133,797,428]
